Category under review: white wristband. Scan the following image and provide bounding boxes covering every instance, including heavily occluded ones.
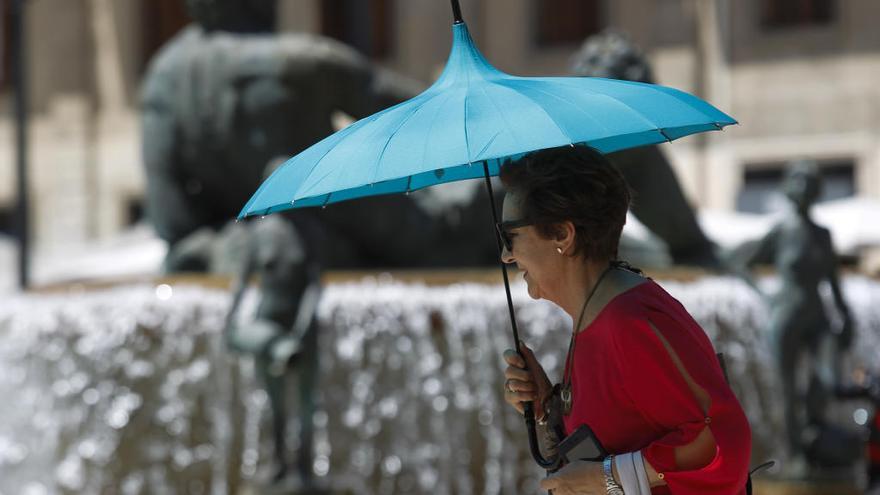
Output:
[614,451,652,495]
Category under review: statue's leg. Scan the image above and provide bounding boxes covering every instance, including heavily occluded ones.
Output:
[295,322,319,487]
[803,322,835,429]
[773,314,804,459]
[609,146,718,267]
[256,354,289,482]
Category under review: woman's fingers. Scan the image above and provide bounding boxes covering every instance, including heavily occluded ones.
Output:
[507,379,536,393]
[539,475,559,491]
[539,461,605,494]
[503,364,532,382]
[502,348,525,368]
[504,386,537,404]
[519,342,545,377]
[501,344,542,414]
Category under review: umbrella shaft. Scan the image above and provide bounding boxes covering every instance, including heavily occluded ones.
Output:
[482,161,560,473]
[481,162,521,349]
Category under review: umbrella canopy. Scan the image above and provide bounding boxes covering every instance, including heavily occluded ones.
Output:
[238,21,735,218]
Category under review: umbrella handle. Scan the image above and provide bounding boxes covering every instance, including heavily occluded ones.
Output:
[481,161,562,472]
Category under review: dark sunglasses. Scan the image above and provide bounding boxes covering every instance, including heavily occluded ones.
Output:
[495,219,533,252]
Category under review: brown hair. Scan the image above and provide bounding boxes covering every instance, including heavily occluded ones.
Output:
[499,145,631,260]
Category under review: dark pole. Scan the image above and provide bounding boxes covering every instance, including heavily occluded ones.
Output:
[11,0,30,289]
[481,162,521,347]
[449,0,463,24]
[482,162,560,473]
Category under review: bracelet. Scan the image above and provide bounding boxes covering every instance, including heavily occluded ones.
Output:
[603,455,625,495]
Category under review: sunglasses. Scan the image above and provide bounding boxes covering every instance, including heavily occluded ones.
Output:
[495,219,533,252]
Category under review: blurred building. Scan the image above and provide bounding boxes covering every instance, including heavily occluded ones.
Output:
[1,0,879,264]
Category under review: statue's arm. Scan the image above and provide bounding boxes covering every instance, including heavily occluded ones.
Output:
[824,228,854,348]
[725,226,778,295]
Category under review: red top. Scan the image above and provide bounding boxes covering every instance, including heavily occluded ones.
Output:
[563,280,751,495]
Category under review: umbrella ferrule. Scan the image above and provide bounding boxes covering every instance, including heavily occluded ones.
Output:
[450,0,463,23]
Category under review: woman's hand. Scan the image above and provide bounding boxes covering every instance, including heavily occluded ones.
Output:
[539,460,606,494]
[502,342,553,416]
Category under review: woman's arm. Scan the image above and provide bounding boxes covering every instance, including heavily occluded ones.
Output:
[613,315,750,494]
[640,424,717,486]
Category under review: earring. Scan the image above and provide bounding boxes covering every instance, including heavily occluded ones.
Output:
[556,247,563,254]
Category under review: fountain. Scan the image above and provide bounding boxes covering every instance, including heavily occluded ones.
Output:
[2,273,877,493]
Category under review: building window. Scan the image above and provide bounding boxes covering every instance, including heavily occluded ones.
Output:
[0,205,12,235]
[534,0,603,47]
[126,197,145,226]
[761,0,835,29]
[736,160,854,214]
[322,0,393,59]
[1,0,13,92]
[141,0,191,74]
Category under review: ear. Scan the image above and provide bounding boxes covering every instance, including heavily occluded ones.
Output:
[553,221,577,255]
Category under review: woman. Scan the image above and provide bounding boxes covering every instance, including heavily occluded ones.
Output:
[499,145,751,494]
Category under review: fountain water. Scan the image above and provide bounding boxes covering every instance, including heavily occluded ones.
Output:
[1,275,878,493]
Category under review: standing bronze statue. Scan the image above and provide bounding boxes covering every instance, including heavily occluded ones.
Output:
[731,160,857,472]
[224,213,322,485]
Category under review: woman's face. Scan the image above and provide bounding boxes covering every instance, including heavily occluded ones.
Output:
[499,190,566,301]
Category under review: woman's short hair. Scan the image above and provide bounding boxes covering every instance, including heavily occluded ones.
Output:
[499,145,631,260]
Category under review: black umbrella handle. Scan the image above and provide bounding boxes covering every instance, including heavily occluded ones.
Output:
[450,0,463,24]
[481,161,562,472]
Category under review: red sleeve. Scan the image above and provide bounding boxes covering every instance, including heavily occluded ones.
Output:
[610,309,751,495]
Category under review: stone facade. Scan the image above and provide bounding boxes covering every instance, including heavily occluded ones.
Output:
[2,0,878,260]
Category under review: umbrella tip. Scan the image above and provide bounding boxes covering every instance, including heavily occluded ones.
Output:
[450,0,463,23]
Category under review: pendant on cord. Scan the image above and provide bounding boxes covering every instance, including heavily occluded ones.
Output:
[561,382,572,415]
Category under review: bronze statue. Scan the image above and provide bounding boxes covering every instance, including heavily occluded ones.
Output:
[139,0,420,486]
[571,30,719,266]
[730,160,857,472]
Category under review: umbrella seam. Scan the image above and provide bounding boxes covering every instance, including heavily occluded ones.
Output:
[420,89,459,176]
[631,81,731,123]
[301,90,441,199]
[463,49,473,162]
[540,77,669,131]
[496,79,612,140]
[294,116,379,201]
[371,91,449,185]
[477,82,521,156]
[490,80,575,144]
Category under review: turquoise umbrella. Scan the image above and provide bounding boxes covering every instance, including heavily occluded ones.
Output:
[238,23,733,216]
[239,0,735,470]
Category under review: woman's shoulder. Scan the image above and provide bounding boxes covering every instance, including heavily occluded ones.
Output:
[597,278,662,318]
[583,280,655,335]
[588,279,691,339]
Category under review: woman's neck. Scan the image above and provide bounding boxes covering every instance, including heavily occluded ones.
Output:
[558,257,612,328]
[559,258,646,332]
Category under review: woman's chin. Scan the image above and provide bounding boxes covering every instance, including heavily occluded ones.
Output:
[525,282,542,300]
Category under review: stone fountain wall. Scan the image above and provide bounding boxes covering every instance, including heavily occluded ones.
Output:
[1,275,878,494]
